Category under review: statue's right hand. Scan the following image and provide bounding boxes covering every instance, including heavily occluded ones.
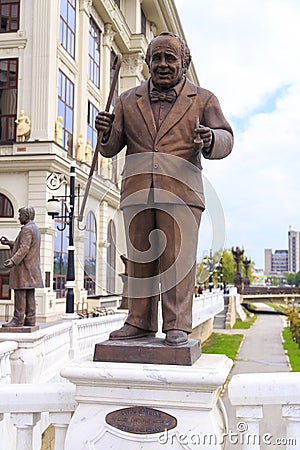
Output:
[95,112,115,134]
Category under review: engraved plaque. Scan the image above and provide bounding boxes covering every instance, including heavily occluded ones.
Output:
[106,406,177,434]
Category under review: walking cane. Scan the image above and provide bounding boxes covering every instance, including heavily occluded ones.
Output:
[78,54,122,223]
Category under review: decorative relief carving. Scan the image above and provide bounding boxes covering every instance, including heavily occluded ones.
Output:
[103,23,116,48]
[121,53,144,78]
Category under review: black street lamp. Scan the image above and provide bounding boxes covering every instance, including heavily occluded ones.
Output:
[243,257,251,288]
[46,161,78,316]
[217,256,223,290]
[203,249,214,292]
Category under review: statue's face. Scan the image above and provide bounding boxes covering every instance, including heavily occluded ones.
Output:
[148,36,184,90]
[19,210,29,225]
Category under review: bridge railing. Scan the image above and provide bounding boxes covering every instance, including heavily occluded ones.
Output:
[242,286,300,295]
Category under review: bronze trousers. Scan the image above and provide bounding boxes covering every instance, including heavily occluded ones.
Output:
[123,203,202,333]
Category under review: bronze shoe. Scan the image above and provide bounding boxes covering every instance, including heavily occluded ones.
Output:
[2,318,24,327]
[109,323,155,340]
[165,330,188,346]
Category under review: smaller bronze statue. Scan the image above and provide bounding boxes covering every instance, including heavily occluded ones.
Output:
[1,206,43,327]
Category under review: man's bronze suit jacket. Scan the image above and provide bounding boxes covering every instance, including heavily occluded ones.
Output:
[100,78,234,209]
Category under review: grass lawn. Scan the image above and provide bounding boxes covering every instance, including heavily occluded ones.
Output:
[233,313,257,329]
[202,333,244,360]
[282,327,300,371]
[266,302,287,314]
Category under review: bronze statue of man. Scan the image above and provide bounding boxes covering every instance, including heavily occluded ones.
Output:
[96,32,233,346]
[1,206,43,327]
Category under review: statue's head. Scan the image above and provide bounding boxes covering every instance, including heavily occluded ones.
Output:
[146,32,191,90]
[18,206,35,224]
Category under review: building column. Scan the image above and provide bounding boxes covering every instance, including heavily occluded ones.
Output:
[30,0,59,140]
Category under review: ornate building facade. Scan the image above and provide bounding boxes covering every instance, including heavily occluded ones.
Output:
[0,0,198,322]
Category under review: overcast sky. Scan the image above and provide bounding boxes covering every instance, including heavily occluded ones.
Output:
[174,0,300,268]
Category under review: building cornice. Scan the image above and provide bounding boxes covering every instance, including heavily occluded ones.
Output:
[0,30,27,50]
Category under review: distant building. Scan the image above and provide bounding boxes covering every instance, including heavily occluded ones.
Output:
[288,230,300,273]
[264,249,288,276]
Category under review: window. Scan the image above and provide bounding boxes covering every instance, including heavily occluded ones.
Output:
[0,193,13,217]
[84,212,96,295]
[87,101,98,151]
[141,9,146,36]
[88,18,101,88]
[57,70,74,156]
[0,250,10,299]
[59,0,76,58]
[0,58,17,142]
[106,220,116,293]
[0,0,19,33]
[0,193,14,299]
[53,201,68,298]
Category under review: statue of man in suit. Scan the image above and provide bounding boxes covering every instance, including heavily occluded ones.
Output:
[1,206,43,327]
[96,32,233,346]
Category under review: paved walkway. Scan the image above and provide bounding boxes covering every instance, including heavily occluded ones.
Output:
[220,303,290,450]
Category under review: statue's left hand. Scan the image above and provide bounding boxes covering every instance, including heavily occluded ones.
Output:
[4,259,14,268]
[198,126,213,150]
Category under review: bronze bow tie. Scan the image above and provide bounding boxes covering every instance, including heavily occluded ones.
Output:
[149,89,177,103]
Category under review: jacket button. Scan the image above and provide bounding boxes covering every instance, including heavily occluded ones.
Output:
[154,147,159,152]
[154,163,158,169]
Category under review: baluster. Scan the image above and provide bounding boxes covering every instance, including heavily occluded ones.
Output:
[50,411,72,450]
[0,355,4,384]
[236,405,263,450]
[5,353,12,383]
[11,412,41,450]
[282,405,300,450]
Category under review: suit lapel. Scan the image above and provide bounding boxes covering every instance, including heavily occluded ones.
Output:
[136,82,157,141]
[156,79,197,143]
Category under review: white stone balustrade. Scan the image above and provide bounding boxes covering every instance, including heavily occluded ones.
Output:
[0,383,76,450]
[0,341,18,384]
[0,312,127,383]
[228,372,300,450]
[193,290,225,327]
[72,313,128,359]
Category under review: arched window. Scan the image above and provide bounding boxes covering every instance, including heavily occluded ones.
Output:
[0,193,14,217]
[106,219,116,294]
[0,193,13,298]
[84,211,96,295]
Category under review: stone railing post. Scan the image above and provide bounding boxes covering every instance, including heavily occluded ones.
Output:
[11,412,41,450]
[282,405,300,450]
[50,411,73,450]
[235,405,263,450]
[0,341,18,383]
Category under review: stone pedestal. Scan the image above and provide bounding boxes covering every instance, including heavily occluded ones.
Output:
[61,354,233,449]
[93,337,201,365]
[0,325,39,333]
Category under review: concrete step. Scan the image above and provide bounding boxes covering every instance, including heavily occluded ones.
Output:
[214,315,226,329]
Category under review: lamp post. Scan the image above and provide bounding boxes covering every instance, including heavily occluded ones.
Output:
[46,161,78,317]
[217,256,223,290]
[243,257,251,288]
[232,246,244,293]
[203,249,214,292]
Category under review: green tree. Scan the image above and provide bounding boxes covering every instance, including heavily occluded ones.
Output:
[286,273,296,286]
[295,271,300,287]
